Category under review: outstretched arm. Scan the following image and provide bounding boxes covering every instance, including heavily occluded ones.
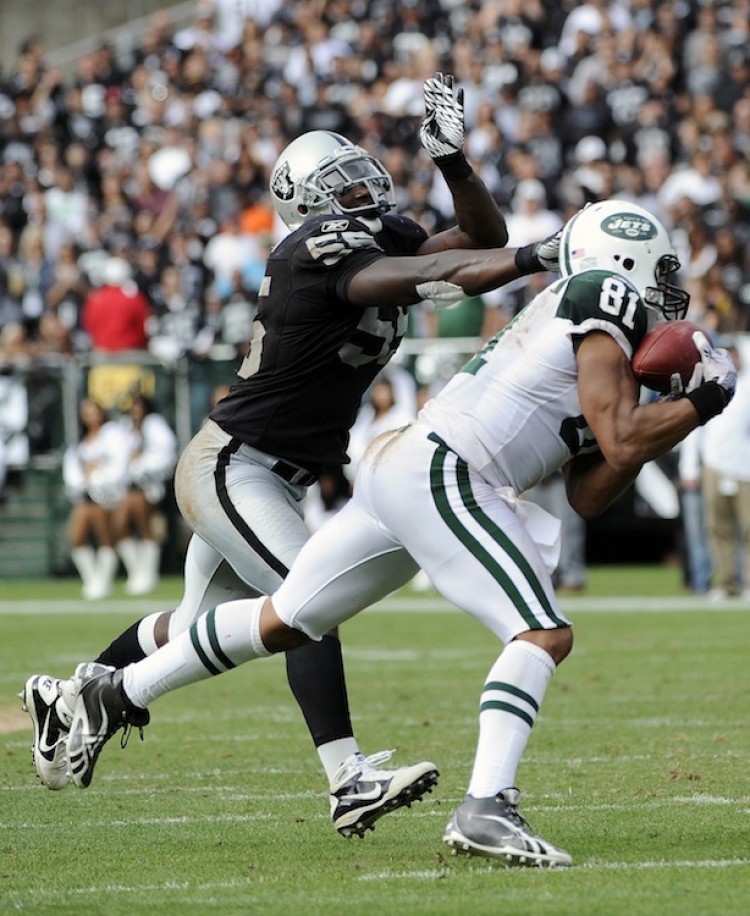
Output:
[417,73,508,252]
[347,246,525,307]
[346,226,560,308]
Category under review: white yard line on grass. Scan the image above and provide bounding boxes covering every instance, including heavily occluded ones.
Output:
[5,877,258,905]
[4,794,748,824]
[357,858,750,880]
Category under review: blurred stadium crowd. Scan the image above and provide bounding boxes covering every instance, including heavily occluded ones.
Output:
[1,0,749,369]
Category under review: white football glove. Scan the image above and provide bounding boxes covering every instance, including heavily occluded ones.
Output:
[531,227,562,272]
[671,330,737,422]
[665,362,703,400]
[692,330,736,396]
[419,72,465,160]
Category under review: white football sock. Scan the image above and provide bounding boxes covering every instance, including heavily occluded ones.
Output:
[467,639,555,798]
[123,598,271,708]
[136,612,164,656]
[318,738,360,785]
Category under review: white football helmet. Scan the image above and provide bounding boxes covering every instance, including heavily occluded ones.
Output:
[269,131,396,230]
[559,199,689,320]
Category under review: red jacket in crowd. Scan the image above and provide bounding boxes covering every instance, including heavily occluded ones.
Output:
[82,283,151,351]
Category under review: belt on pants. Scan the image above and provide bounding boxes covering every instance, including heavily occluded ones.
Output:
[239,441,319,487]
[269,457,318,487]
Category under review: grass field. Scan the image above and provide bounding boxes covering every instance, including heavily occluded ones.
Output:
[2,569,750,914]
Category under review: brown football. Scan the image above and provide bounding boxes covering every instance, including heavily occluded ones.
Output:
[632,320,705,394]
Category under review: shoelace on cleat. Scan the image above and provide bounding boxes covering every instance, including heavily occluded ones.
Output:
[360,749,395,767]
[356,748,396,776]
[119,721,147,750]
[498,797,534,834]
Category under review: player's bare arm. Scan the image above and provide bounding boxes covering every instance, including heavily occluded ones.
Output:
[347,246,540,308]
[417,72,508,253]
[417,172,509,254]
[566,331,726,519]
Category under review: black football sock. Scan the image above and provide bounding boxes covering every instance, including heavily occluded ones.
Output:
[95,619,149,668]
[285,634,353,746]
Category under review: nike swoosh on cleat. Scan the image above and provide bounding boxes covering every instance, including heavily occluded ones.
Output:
[338,784,385,803]
[37,709,60,760]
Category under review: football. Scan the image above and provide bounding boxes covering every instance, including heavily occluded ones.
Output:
[631,320,705,394]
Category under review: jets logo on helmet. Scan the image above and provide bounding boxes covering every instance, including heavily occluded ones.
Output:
[560,199,690,322]
[601,213,658,240]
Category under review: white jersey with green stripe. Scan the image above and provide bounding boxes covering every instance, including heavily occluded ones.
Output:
[420,268,651,495]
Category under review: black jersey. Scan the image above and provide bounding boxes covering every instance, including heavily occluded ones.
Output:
[209,212,428,470]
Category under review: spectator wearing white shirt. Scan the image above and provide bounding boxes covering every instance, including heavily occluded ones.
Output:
[506,179,562,244]
[486,179,562,321]
[208,0,284,51]
[558,0,632,60]
[42,166,88,258]
[202,213,262,296]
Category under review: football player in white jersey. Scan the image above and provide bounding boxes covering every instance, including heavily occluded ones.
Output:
[65,199,736,864]
[23,75,560,839]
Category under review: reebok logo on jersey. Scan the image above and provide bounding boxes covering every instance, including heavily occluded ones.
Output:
[601,213,657,240]
[320,220,349,232]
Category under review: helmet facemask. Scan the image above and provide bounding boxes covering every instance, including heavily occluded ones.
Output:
[647,253,690,320]
[300,148,395,222]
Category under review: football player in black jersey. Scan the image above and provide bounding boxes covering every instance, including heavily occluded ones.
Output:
[23,74,559,836]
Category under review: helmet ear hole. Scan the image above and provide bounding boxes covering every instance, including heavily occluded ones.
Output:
[612,254,635,271]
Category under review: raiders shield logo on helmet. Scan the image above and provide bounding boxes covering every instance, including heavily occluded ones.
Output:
[271,161,294,201]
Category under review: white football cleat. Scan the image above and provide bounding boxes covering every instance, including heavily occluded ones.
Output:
[20,664,116,790]
[330,749,439,838]
[20,674,75,790]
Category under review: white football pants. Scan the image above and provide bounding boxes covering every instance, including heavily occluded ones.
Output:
[273,422,570,642]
